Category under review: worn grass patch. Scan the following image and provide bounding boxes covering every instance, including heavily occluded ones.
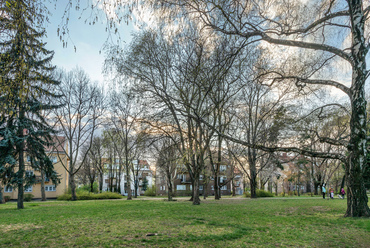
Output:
[0,198,369,247]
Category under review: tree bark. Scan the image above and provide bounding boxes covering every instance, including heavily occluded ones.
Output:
[345,0,370,217]
[17,109,25,209]
[193,177,200,205]
[40,169,46,201]
[0,185,4,204]
[70,173,77,201]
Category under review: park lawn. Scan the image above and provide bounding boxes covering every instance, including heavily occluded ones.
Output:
[0,198,369,247]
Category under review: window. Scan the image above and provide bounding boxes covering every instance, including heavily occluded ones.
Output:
[177,174,186,182]
[199,185,203,190]
[4,185,12,193]
[25,186,33,192]
[26,156,31,162]
[163,185,165,191]
[25,170,34,177]
[45,185,56,192]
[50,156,58,163]
[220,176,227,183]
[176,185,186,190]
[221,185,227,190]
[211,185,214,190]
[210,176,214,180]
[220,165,227,171]
[190,185,192,190]
[199,175,203,180]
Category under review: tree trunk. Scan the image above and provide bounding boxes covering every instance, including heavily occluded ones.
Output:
[0,185,4,204]
[90,180,94,193]
[70,173,77,201]
[214,176,220,200]
[40,170,46,201]
[167,181,173,201]
[99,173,103,193]
[17,110,25,209]
[345,0,370,217]
[126,167,132,200]
[192,177,200,205]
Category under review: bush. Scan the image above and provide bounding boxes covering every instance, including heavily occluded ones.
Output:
[4,196,11,202]
[77,182,99,193]
[256,189,274,197]
[57,192,123,201]
[244,189,274,198]
[144,185,156,196]
[24,194,34,202]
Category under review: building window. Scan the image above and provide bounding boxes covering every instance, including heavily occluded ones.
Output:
[221,185,227,190]
[25,170,34,177]
[4,185,12,193]
[26,156,31,162]
[25,186,33,192]
[220,176,227,183]
[176,185,186,191]
[45,185,56,192]
[199,185,203,190]
[163,185,165,191]
[199,175,203,180]
[211,185,214,190]
[50,156,58,163]
[220,165,227,171]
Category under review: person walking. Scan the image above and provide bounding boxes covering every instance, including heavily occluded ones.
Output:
[322,184,326,199]
[340,188,345,199]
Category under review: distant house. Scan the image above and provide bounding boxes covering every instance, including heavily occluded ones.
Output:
[2,136,69,200]
[156,158,239,197]
[102,159,154,196]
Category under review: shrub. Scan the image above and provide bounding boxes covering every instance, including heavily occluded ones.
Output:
[57,194,72,201]
[4,196,11,202]
[24,194,34,202]
[256,189,274,197]
[77,182,99,193]
[144,185,156,196]
[57,192,123,201]
[244,189,274,198]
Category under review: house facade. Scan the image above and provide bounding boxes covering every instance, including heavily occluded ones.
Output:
[2,136,69,200]
[156,161,239,197]
[102,159,154,196]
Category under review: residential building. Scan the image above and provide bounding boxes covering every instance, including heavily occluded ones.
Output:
[102,159,154,196]
[2,136,69,200]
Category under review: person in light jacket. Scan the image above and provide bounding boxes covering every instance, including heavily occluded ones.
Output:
[322,184,326,199]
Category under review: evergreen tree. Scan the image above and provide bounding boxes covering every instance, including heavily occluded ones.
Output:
[0,0,60,209]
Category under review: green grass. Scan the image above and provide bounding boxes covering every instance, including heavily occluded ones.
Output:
[0,198,369,247]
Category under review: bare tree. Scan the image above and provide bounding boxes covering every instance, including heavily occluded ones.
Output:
[154,0,370,217]
[153,137,180,201]
[53,68,105,201]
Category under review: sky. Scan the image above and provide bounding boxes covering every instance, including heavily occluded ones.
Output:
[44,1,135,86]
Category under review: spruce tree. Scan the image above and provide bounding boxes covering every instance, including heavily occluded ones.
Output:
[0,0,60,209]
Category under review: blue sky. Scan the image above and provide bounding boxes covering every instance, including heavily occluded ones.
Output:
[44,1,134,85]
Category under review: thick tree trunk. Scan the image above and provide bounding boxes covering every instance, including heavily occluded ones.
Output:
[214,176,220,200]
[126,167,132,200]
[70,173,77,201]
[167,181,173,201]
[345,1,370,217]
[40,170,46,201]
[0,185,4,204]
[99,173,103,193]
[193,177,200,205]
[250,173,257,198]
